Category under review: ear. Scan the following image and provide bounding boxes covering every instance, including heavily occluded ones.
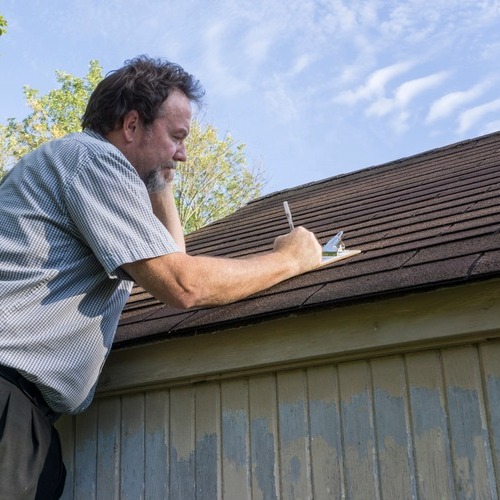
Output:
[122,110,141,143]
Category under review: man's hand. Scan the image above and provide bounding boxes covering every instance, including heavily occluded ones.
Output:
[148,169,186,252]
[273,226,323,274]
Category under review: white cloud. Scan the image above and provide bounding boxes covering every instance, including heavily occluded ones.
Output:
[379,1,461,45]
[199,20,251,97]
[389,110,411,135]
[243,33,273,64]
[242,18,284,64]
[457,99,500,134]
[396,72,449,106]
[335,61,415,105]
[367,71,449,117]
[289,54,315,76]
[378,0,500,46]
[427,79,495,123]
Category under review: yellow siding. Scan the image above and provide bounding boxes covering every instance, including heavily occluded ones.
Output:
[58,338,500,499]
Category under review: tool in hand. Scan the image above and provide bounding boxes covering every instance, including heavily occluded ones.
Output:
[283,201,295,231]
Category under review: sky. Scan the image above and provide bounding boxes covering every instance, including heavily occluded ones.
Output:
[1,0,500,195]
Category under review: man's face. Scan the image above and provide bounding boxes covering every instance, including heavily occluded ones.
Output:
[132,89,192,192]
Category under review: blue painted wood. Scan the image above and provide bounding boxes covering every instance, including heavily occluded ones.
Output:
[277,370,312,500]
[407,351,455,498]
[443,347,498,500]
[96,398,121,499]
[339,361,379,499]
[221,379,251,498]
[249,374,280,500]
[120,394,145,499]
[481,341,500,493]
[59,339,500,499]
[195,383,220,499]
[307,365,344,499]
[170,386,196,500]
[371,357,418,500]
[74,404,98,499]
[145,391,169,500]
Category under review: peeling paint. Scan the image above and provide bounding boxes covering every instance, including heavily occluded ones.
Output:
[170,446,195,499]
[373,388,418,499]
[196,433,218,499]
[222,409,248,469]
[251,418,278,500]
[447,386,497,500]
[279,401,306,448]
[447,387,483,458]
[487,374,500,463]
[341,392,379,499]
[373,389,408,448]
[144,429,168,499]
[121,428,144,499]
[410,387,447,436]
[62,340,500,499]
[309,400,341,451]
[341,392,374,461]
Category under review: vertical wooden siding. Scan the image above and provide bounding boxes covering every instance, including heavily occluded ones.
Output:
[58,339,500,499]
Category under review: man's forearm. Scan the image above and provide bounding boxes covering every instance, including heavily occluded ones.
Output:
[149,184,186,252]
[122,227,323,309]
[124,250,298,309]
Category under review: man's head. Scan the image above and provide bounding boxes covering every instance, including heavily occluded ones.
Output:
[82,56,204,192]
[81,55,204,135]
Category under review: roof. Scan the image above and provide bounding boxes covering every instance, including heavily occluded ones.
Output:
[116,132,500,347]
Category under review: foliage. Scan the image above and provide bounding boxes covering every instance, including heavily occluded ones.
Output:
[0,60,265,231]
[0,15,7,36]
[0,128,9,180]
[0,60,103,166]
[178,121,265,233]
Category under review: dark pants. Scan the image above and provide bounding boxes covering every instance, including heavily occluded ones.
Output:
[0,366,66,499]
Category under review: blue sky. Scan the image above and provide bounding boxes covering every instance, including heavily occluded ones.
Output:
[1,0,500,194]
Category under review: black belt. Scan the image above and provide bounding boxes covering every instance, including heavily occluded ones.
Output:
[0,365,61,423]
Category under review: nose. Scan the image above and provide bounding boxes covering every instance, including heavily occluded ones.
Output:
[173,144,187,162]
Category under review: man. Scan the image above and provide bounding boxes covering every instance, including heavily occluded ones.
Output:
[0,56,322,498]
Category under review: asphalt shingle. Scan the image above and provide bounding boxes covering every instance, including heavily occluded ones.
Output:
[115,132,500,347]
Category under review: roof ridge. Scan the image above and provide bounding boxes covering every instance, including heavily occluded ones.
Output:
[254,130,500,203]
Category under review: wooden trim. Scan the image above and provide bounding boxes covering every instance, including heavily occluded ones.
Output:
[97,279,500,396]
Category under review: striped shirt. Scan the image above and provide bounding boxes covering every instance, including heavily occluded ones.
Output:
[0,130,178,413]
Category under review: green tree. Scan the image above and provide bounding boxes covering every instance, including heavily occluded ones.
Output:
[0,60,265,231]
[0,15,7,36]
[179,121,264,233]
[0,127,9,180]
[0,60,103,164]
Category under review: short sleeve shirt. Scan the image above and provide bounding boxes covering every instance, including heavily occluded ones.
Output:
[0,131,179,413]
